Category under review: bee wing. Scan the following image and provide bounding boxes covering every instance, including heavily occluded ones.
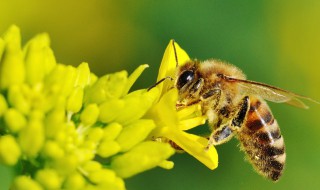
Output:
[224,76,319,109]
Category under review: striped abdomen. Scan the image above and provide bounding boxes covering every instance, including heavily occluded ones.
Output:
[238,96,286,181]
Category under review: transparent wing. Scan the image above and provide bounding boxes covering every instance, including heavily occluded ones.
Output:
[223,76,319,109]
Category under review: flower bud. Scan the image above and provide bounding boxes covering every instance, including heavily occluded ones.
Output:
[98,99,125,123]
[8,85,30,114]
[102,122,123,141]
[64,172,85,189]
[66,87,84,113]
[0,25,25,89]
[111,141,174,178]
[88,168,116,184]
[0,135,21,165]
[116,119,155,152]
[80,104,99,126]
[23,33,51,85]
[86,127,104,143]
[103,71,128,99]
[35,169,62,190]
[97,140,120,158]
[42,140,65,159]
[44,108,65,138]
[114,88,159,125]
[11,176,43,190]
[81,160,102,173]
[4,108,27,133]
[75,62,91,88]
[18,119,44,157]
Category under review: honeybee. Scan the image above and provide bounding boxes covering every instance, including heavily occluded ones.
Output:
[155,41,318,181]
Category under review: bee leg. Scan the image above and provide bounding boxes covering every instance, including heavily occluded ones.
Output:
[231,96,249,128]
[206,124,236,150]
[206,96,249,150]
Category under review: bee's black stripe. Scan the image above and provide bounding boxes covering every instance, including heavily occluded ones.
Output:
[269,160,284,170]
[256,132,271,143]
[265,146,285,157]
[246,119,264,131]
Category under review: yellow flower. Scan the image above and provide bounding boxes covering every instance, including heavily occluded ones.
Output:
[146,40,218,170]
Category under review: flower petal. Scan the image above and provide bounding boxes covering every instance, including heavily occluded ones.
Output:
[157,40,190,94]
[178,116,206,131]
[158,127,218,170]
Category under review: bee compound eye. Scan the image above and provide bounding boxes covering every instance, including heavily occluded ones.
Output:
[177,70,194,89]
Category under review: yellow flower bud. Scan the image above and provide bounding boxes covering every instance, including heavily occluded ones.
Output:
[44,108,65,138]
[103,71,128,99]
[80,104,99,126]
[88,168,116,184]
[75,62,91,88]
[102,122,123,141]
[81,160,102,173]
[52,154,79,175]
[0,135,21,165]
[0,25,25,89]
[11,176,43,190]
[98,99,125,123]
[66,86,84,113]
[18,119,44,157]
[64,172,85,189]
[8,85,30,114]
[35,169,62,190]
[111,141,174,178]
[83,76,108,105]
[116,119,156,152]
[23,33,51,85]
[97,140,120,158]
[114,88,159,125]
[44,64,77,97]
[86,127,104,143]
[84,71,128,105]
[158,160,174,170]
[42,140,65,159]
[4,108,27,133]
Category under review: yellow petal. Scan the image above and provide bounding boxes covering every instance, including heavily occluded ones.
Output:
[157,40,190,95]
[158,127,218,170]
[144,88,178,128]
[123,64,149,96]
[178,116,206,131]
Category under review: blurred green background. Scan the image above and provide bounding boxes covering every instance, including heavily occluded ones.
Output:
[1,0,320,189]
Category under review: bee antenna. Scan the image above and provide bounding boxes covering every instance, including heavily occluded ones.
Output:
[172,39,179,68]
[147,76,174,91]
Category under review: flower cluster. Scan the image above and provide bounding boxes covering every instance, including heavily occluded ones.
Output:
[0,26,218,190]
